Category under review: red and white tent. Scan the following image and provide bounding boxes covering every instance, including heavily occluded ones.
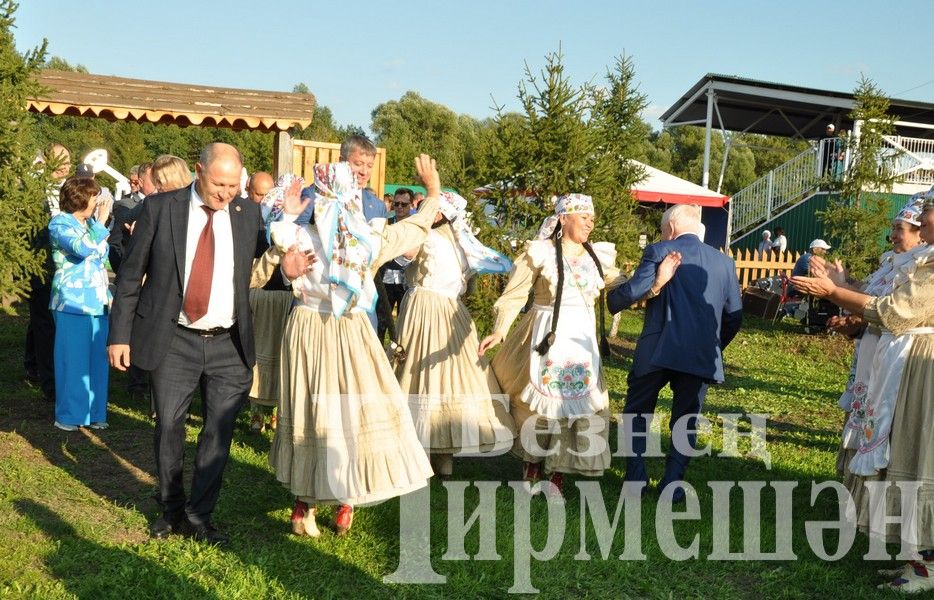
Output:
[630,161,729,208]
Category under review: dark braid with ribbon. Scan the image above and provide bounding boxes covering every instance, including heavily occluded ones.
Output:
[534,221,610,357]
[534,222,564,355]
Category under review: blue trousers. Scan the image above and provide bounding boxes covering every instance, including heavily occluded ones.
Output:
[622,368,709,487]
[53,311,109,426]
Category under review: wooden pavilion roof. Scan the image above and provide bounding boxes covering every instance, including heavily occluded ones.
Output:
[27,70,315,132]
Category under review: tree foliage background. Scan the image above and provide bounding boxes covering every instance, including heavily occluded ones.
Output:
[819,76,899,279]
[482,50,650,264]
[0,0,52,303]
[20,13,910,318]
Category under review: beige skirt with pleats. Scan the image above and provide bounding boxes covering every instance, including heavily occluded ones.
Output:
[269,306,434,506]
[394,287,516,455]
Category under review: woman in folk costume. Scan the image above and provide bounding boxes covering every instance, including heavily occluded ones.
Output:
[793,198,934,593]
[251,155,439,537]
[478,194,620,495]
[393,190,516,477]
[833,198,924,480]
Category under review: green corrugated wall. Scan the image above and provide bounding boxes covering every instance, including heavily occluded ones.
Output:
[732,192,913,254]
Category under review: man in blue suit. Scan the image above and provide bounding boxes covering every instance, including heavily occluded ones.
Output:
[608,204,742,502]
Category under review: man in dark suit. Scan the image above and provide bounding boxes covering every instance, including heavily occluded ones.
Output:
[608,204,742,502]
[108,143,262,544]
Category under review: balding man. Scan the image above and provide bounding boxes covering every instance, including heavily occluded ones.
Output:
[108,143,262,544]
[246,171,274,203]
[608,204,742,503]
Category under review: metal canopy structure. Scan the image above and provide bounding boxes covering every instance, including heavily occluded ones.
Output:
[661,73,934,140]
[660,73,934,192]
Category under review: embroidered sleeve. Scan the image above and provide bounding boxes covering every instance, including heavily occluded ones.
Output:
[863,255,934,334]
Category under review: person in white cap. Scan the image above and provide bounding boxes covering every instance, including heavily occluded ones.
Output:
[792,239,831,278]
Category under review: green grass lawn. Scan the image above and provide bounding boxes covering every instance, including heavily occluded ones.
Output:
[0,310,918,598]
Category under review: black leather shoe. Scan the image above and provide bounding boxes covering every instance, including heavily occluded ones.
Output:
[149,515,183,539]
[179,518,229,545]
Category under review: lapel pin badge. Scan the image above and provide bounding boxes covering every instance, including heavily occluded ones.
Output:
[235,205,242,212]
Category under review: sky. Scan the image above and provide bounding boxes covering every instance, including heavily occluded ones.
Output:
[14,1,934,135]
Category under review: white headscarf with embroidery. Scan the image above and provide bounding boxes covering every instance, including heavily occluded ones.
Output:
[438,191,512,275]
[311,162,376,316]
[536,193,595,240]
[261,164,375,317]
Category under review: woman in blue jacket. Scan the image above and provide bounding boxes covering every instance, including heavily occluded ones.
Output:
[48,176,112,431]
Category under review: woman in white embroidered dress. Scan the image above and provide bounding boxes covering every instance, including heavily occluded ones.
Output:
[478,194,620,495]
[393,191,516,477]
[793,197,934,593]
[253,155,439,536]
[830,197,925,479]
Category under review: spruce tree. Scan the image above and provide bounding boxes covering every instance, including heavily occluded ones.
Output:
[0,0,51,304]
[819,77,899,279]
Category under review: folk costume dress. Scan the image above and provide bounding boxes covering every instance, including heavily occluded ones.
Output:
[836,200,929,482]
[489,195,619,477]
[393,192,516,473]
[253,164,435,509]
[845,244,934,550]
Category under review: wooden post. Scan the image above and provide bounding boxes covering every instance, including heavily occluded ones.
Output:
[273,130,293,179]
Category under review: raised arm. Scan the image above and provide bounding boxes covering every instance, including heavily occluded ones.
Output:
[374,154,440,267]
[49,217,108,261]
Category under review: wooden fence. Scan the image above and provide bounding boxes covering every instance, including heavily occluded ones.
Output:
[608,248,799,336]
[289,140,388,197]
[727,248,800,289]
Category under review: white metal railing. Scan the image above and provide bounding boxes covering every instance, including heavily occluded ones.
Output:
[730,142,826,236]
[729,134,934,243]
[881,135,934,185]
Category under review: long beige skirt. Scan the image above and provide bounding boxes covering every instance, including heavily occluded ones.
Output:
[490,308,610,477]
[248,289,293,407]
[849,335,934,549]
[269,306,434,506]
[394,287,515,455]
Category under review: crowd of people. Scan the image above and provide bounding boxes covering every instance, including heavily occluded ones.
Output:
[24,134,934,592]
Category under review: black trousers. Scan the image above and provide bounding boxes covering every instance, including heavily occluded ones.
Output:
[151,326,251,525]
[622,368,709,487]
[376,283,407,343]
[24,276,55,399]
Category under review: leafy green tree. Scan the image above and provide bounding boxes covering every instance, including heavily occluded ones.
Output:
[0,0,52,303]
[819,76,898,279]
[658,126,757,196]
[370,91,492,194]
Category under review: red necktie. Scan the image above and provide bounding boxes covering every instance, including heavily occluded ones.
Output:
[183,205,215,323]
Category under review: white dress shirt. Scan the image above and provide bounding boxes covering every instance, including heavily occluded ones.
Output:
[177,184,235,329]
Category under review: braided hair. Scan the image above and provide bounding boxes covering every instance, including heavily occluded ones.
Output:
[534,221,610,357]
